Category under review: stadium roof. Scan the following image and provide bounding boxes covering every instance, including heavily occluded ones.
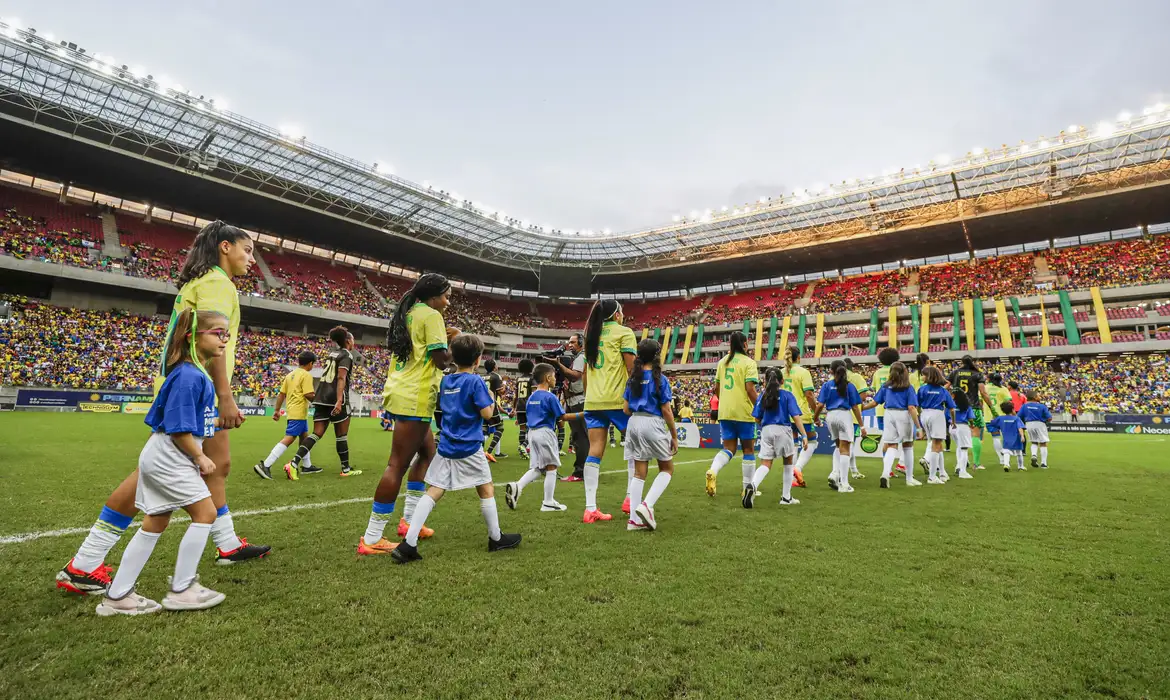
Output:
[3,23,1170,293]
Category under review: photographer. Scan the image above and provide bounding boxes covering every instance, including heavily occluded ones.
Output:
[546,334,588,480]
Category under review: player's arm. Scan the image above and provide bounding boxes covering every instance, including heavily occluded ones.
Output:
[811,391,824,423]
[803,387,818,417]
[979,382,993,412]
[332,366,349,415]
[206,352,242,429]
[746,380,759,406]
[662,400,679,455]
[622,351,636,377]
[172,432,216,475]
[623,398,632,416]
[792,414,808,443]
[272,391,286,421]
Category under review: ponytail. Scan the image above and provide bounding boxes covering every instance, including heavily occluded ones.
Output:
[831,359,848,398]
[387,273,450,361]
[762,367,783,410]
[728,331,748,362]
[178,220,250,287]
[585,299,621,368]
[626,339,661,400]
[785,346,799,372]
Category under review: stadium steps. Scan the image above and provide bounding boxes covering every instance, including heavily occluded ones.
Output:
[252,248,285,290]
[901,271,920,298]
[98,212,126,259]
[1032,255,1059,285]
[356,269,388,310]
[797,280,817,310]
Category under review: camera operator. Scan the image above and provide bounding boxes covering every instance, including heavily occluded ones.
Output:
[545,334,588,480]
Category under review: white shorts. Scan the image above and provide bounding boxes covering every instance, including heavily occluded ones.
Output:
[757,424,796,462]
[1026,421,1049,443]
[624,414,674,463]
[426,451,492,491]
[921,409,947,440]
[135,432,212,516]
[953,424,972,449]
[527,427,562,470]
[826,410,854,443]
[882,410,914,444]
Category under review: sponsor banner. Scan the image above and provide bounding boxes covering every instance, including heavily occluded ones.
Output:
[1049,423,1113,433]
[1116,424,1170,435]
[676,423,701,449]
[238,406,271,417]
[122,402,154,414]
[1103,414,1170,426]
[78,402,122,413]
[16,389,151,407]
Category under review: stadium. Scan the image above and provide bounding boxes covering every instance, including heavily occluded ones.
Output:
[2,9,1168,700]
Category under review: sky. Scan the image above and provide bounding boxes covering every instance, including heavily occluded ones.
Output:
[3,0,1169,233]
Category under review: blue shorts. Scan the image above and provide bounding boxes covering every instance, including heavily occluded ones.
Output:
[388,413,432,424]
[585,409,629,432]
[285,419,308,437]
[720,420,756,442]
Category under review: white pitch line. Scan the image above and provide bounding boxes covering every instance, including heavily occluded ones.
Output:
[0,468,633,545]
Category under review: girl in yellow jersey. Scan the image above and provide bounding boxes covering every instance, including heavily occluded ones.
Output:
[581,299,637,524]
[358,273,455,555]
[57,222,268,595]
[704,332,760,497]
[785,347,818,488]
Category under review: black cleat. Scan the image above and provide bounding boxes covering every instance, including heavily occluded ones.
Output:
[742,484,755,509]
[215,539,271,565]
[298,464,324,475]
[1039,463,1048,470]
[253,462,272,480]
[880,475,890,489]
[1031,457,1039,468]
[488,533,522,552]
[391,542,423,564]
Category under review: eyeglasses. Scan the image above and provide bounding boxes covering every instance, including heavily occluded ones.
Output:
[196,329,232,341]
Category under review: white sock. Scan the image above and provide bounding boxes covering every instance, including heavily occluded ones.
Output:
[795,442,818,472]
[626,460,636,499]
[781,464,795,500]
[363,503,395,546]
[517,468,542,494]
[1039,446,1048,464]
[481,497,501,541]
[903,446,915,472]
[644,472,672,507]
[882,448,898,477]
[493,436,503,456]
[543,470,557,503]
[584,463,600,510]
[172,522,211,592]
[73,512,131,573]
[1031,443,1038,458]
[302,450,312,469]
[107,529,160,599]
[933,451,944,478]
[405,494,436,547]
[628,477,645,524]
[836,454,850,489]
[850,440,860,473]
[957,448,969,474]
[751,465,771,489]
[210,508,242,552]
[993,436,1003,460]
[741,456,756,488]
[709,449,733,475]
[263,442,288,468]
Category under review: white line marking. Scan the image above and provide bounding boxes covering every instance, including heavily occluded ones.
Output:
[0,468,633,545]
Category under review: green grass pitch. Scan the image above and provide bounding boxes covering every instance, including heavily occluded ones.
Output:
[1,412,1167,699]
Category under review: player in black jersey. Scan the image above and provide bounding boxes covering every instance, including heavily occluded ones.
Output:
[284,326,362,478]
[947,355,994,470]
[482,358,507,461]
[513,359,535,459]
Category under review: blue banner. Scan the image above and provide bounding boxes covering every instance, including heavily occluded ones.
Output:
[17,389,151,407]
[1102,414,1170,426]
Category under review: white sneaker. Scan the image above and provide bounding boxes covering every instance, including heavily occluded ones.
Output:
[918,457,929,468]
[504,482,519,510]
[827,475,839,491]
[161,577,225,611]
[779,497,800,505]
[926,475,944,485]
[939,473,950,483]
[1017,465,1027,471]
[634,502,656,530]
[96,589,161,616]
[626,519,650,532]
[958,472,974,479]
[905,478,923,487]
[975,465,986,470]
[838,484,855,493]
[540,500,567,512]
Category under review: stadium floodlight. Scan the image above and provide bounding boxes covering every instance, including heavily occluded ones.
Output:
[972,147,985,156]
[689,210,699,219]
[1039,140,1049,148]
[1068,124,1081,133]
[603,228,612,235]
[732,208,740,215]
[374,163,393,176]
[1095,121,1115,137]
[1019,144,1030,154]
[1,21,17,39]
[210,97,228,111]
[671,215,681,223]
[720,206,728,212]
[278,124,303,140]
[1118,111,1132,121]
[758,196,768,204]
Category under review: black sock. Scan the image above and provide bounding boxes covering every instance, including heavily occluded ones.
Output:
[488,430,503,454]
[519,424,529,451]
[556,423,565,448]
[336,435,350,468]
[292,433,319,466]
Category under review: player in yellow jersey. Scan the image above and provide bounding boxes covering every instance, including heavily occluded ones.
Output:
[358,274,455,555]
[581,299,637,524]
[253,350,317,479]
[704,332,760,497]
[784,347,818,488]
[57,222,268,595]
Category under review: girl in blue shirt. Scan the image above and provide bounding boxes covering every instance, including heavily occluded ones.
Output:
[812,360,866,494]
[744,368,809,507]
[505,363,582,514]
[621,339,677,531]
[865,362,925,488]
[950,389,976,479]
[916,366,956,484]
[987,401,1028,472]
[96,308,228,616]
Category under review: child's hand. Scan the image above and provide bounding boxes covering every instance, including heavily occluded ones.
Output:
[332,401,343,416]
[195,454,216,476]
[670,436,679,455]
[860,427,868,438]
[272,413,280,422]
[446,327,461,341]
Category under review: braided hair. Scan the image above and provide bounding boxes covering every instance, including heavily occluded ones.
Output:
[387,273,450,361]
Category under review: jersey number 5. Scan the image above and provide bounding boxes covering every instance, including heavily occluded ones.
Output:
[723,366,735,390]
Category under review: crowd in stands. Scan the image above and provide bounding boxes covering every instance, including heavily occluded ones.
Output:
[701,285,804,326]
[449,292,534,335]
[1048,236,1170,291]
[1,202,107,272]
[810,270,907,315]
[260,249,386,317]
[916,254,1038,303]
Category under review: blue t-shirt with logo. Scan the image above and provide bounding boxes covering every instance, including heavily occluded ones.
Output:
[526,388,565,431]
[752,389,802,427]
[917,384,957,411]
[988,415,1025,451]
[623,370,673,416]
[817,381,862,412]
[438,372,495,459]
[145,362,217,437]
[954,406,974,425]
[875,385,918,410]
[1017,402,1052,423]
